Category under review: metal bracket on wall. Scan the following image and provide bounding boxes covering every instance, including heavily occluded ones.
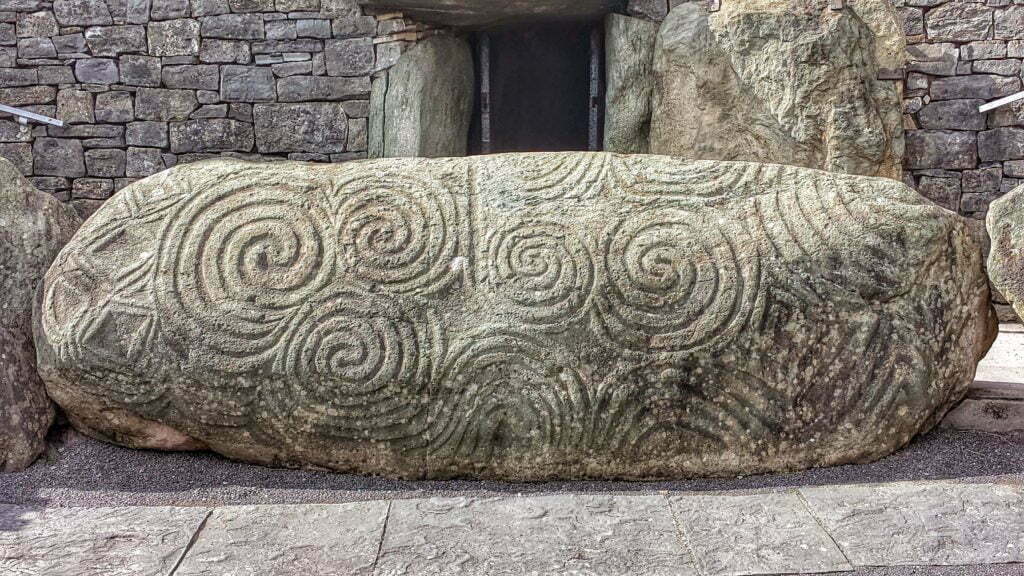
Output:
[979,91,1024,113]
[0,103,63,127]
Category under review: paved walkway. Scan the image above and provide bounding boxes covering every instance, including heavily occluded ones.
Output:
[3,477,1024,575]
[3,327,1024,575]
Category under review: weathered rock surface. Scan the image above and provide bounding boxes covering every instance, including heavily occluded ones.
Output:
[0,158,80,471]
[650,1,905,179]
[357,0,620,27]
[369,35,473,159]
[604,14,658,154]
[36,153,995,480]
[986,183,1024,319]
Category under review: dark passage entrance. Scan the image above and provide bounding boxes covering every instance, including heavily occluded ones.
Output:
[470,22,604,154]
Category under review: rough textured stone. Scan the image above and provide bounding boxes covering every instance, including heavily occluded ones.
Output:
[169,118,253,152]
[33,137,85,177]
[199,38,251,63]
[369,36,472,159]
[276,74,368,101]
[95,90,133,123]
[671,492,851,575]
[56,88,94,124]
[907,43,959,76]
[74,58,119,84]
[650,2,904,179]
[924,2,993,42]
[16,10,58,37]
[918,99,987,131]
[377,496,695,574]
[200,13,264,39]
[604,14,657,154]
[175,503,388,575]
[979,127,1024,161]
[220,64,275,101]
[119,54,161,86]
[0,505,210,574]
[801,482,1024,565]
[84,25,146,56]
[987,183,1024,320]
[84,148,126,177]
[930,74,1021,100]
[0,143,32,175]
[147,18,200,56]
[254,102,347,153]
[906,130,977,170]
[163,64,219,90]
[135,88,198,121]
[0,158,79,471]
[53,0,112,25]
[126,146,165,177]
[35,154,996,480]
[357,0,620,27]
[324,36,373,76]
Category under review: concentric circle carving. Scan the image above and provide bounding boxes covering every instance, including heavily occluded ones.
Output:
[596,211,760,353]
[155,179,337,372]
[486,220,594,330]
[334,170,461,295]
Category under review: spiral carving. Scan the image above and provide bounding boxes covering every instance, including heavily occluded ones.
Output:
[269,291,429,439]
[596,211,760,354]
[155,179,337,373]
[335,171,461,296]
[486,221,594,330]
[506,153,607,200]
[430,331,590,458]
[609,155,763,199]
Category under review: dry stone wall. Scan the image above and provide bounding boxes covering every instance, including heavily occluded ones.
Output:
[900,0,1024,220]
[0,0,425,219]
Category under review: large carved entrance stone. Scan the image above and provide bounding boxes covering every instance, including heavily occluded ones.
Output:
[35,153,995,480]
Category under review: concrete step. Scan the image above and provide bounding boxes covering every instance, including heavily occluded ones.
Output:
[943,325,1024,433]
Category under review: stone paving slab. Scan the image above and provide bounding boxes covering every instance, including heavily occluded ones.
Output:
[374,495,698,576]
[671,491,852,576]
[2,481,1023,575]
[800,481,1024,567]
[174,502,389,576]
[0,505,210,576]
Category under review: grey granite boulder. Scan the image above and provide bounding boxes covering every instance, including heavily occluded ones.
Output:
[604,14,658,154]
[650,1,905,179]
[369,35,473,159]
[35,153,995,480]
[0,158,80,471]
[987,183,1024,319]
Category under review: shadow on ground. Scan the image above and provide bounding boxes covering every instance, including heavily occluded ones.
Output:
[1,423,1022,508]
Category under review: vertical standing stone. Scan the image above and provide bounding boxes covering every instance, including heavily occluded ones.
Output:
[0,157,80,471]
[370,35,473,158]
[604,14,658,154]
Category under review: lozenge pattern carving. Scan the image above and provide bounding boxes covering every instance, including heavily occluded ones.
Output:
[36,152,995,480]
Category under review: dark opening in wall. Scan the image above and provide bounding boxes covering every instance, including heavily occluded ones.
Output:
[469,21,605,155]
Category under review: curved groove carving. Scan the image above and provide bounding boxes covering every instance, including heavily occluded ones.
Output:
[34,153,995,480]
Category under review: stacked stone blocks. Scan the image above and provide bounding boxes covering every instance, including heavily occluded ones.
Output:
[901,0,1024,218]
[0,0,384,218]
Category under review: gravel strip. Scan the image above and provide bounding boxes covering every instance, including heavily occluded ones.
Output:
[0,425,1021,508]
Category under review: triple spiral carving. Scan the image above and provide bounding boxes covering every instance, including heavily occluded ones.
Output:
[596,210,760,353]
[486,221,594,330]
